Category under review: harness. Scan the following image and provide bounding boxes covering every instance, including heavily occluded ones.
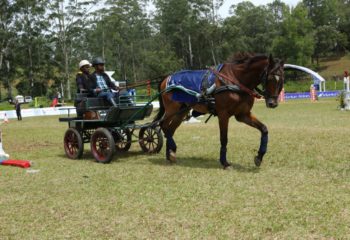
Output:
[195,65,271,120]
[209,67,266,99]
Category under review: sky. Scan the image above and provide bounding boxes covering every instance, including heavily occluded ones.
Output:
[219,0,301,17]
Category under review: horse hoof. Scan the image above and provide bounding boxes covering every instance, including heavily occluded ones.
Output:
[254,156,262,167]
[223,165,233,170]
[169,150,176,162]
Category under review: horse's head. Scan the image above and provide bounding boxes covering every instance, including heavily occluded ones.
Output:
[261,54,284,108]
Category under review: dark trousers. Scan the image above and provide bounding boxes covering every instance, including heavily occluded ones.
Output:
[16,110,22,120]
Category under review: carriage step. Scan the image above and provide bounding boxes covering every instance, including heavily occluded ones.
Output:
[59,117,79,122]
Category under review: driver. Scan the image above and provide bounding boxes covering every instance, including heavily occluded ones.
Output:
[76,59,93,96]
[90,57,119,107]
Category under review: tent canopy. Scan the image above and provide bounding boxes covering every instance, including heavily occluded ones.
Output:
[284,64,326,91]
[284,64,325,83]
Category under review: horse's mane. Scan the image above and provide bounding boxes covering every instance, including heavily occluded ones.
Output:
[227,53,268,66]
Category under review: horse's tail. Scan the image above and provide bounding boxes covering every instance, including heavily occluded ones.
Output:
[153,78,166,123]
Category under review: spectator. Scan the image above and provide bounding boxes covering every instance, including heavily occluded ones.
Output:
[14,99,22,121]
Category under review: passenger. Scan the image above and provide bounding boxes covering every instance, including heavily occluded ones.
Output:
[76,60,93,96]
[90,57,119,107]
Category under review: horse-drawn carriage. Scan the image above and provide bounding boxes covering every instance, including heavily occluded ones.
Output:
[59,93,163,163]
[59,53,285,169]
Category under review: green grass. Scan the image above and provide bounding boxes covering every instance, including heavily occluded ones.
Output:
[1,99,350,239]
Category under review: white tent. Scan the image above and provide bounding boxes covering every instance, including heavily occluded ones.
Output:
[105,71,118,86]
[284,64,326,92]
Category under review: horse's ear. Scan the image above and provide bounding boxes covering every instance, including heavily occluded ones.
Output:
[268,54,275,69]
[280,59,285,66]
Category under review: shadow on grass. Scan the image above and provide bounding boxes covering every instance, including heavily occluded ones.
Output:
[57,150,151,163]
[58,152,259,173]
[147,155,260,172]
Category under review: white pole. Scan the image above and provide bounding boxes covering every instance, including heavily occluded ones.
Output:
[0,128,9,160]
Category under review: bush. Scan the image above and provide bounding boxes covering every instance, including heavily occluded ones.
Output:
[337,90,346,108]
[34,97,51,108]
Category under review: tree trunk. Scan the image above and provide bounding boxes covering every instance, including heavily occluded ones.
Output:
[5,60,12,99]
[188,34,193,68]
[131,42,137,83]
[65,49,71,100]
[28,46,34,95]
[211,40,217,66]
[0,52,3,70]
[59,1,71,100]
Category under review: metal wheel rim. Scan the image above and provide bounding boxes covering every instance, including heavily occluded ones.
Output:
[92,133,111,161]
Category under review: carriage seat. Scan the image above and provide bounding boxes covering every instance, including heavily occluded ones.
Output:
[76,97,110,110]
[75,93,135,119]
[75,94,111,118]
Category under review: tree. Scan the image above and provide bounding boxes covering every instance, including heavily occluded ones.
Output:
[271,4,314,65]
[338,0,350,50]
[154,0,222,68]
[303,0,347,58]
[0,1,17,99]
[313,25,348,61]
[221,2,277,57]
[47,0,93,100]
[303,0,339,27]
[14,0,49,96]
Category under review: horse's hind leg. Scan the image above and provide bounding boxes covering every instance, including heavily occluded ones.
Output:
[218,113,231,169]
[160,106,189,162]
[235,113,268,167]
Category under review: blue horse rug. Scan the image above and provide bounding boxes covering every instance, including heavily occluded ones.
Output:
[166,64,224,103]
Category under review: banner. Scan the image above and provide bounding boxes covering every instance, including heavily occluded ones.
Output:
[285,91,339,100]
[0,107,76,120]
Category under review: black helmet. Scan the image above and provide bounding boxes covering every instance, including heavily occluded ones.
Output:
[92,57,105,66]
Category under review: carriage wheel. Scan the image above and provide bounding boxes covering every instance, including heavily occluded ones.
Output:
[64,128,83,159]
[115,129,132,151]
[90,128,115,163]
[138,127,163,153]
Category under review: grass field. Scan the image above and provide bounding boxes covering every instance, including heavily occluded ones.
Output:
[1,99,350,239]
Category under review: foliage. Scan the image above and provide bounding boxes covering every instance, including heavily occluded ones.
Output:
[271,3,315,65]
[337,90,346,108]
[34,96,51,107]
[0,0,350,98]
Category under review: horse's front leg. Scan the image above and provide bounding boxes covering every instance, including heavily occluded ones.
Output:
[218,113,231,169]
[235,113,268,167]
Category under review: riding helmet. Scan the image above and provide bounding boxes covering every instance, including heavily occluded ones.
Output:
[92,57,105,66]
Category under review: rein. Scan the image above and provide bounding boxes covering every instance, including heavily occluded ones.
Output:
[254,66,269,97]
[209,67,264,99]
[119,74,169,90]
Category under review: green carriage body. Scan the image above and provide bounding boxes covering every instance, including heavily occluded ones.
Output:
[59,94,163,163]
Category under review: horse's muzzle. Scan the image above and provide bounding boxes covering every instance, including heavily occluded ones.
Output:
[266,98,278,108]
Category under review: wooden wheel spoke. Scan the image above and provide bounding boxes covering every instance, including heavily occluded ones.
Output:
[64,128,83,159]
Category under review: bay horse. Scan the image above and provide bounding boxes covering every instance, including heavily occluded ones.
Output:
[153,53,284,169]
